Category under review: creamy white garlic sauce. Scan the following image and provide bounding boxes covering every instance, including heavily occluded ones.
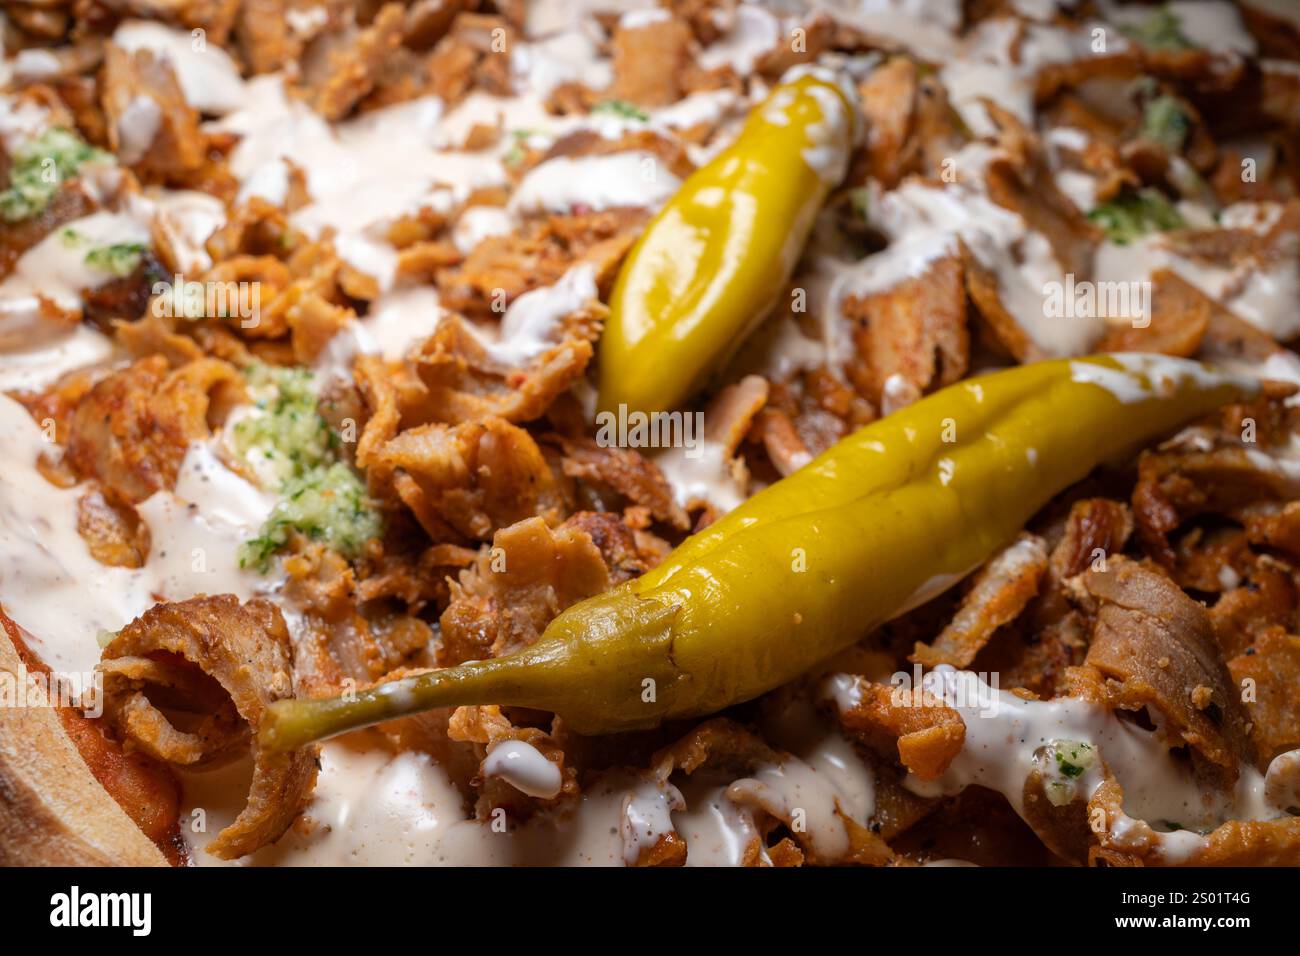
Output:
[1093,216,1300,342]
[0,326,116,394]
[0,387,277,676]
[477,264,599,366]
[11,49,62,83]
[452,205,514,255]
[823,141,1104,359]
[179,739,714,866]
[482,739,564,799]
[1100,0,1257,56]
[697,3,783,75]
[357,287,446,361]
[4,0,1299,869]
[112,20,247,115]
[621,778,686,863]
[888,668,1296,863]
[150,189,227,273]
[180,700,878,867]
[0,211,151,341]
[810,0,961,61]
[0,93,51,151]
[654,440,747,513]
[509,152,683,216]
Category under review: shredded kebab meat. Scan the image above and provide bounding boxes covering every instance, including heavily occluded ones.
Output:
[1073,556,1255,781]
[837,681,966,783]
[97,595,318,860]
[911,533,1048,669]
[65,355,244,504]
[372,415,566,542]
[3,0,1300,869]
[438,515,611,665]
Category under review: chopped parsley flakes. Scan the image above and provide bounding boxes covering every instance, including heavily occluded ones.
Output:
[0,127,112,223]
[1119,7,1195,53]
[234,365,336,483]
[234,365,380,571]
[1038,739,1098,807]
[591,99,650,122]
[1088,188,1186,245]
[1140,95,1191,153]
[1053,741,1094,778]
[85,242,147,278]
[848,185,871,222]
[61,228,148,279]
[504,129,540,166]
[241,462,382,573]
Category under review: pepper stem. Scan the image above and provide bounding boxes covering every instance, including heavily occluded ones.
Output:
[259,658,521,752]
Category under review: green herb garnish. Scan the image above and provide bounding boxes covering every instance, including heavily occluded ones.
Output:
[241,462,381,572]
[84,242,146,278]
[1119,7,1195,52]
[591,99,650,122]
[0,127,112,223]
[1088,188,1186,244]
[848,186,871,222]
[233,364,335,483]
[234,365,381,572]
[503,128,544,166]
[1054,742,1094,778]
[1140,95,1190,153]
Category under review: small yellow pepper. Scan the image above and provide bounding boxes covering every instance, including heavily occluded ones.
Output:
[596,69,857,416]
[261,355,1257,750]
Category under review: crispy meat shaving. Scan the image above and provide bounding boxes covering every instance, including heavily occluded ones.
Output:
[99,595,318,859]
[1097,269,1210,357]
[410,314,596,425]
[557,437,689,531]
[1133,441,1300,568]
[912,533,1047,669]
[1227,625,1300,767]
[438,515,612,666]
[837,681,966,783]
[100,44,204,176]
[856,55,963,189]
[285,544,434,694]
[1073,557,1254,783]
[437,209,647,317]
[65,355,245,504]
[844,254,969,413]
[75,485,151,568]
[300,3,406,121]
[609,14,697,108]
[372,416,565,542]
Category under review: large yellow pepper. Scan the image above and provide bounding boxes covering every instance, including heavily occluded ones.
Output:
[596,69,857,416]
[262,355,1256,749]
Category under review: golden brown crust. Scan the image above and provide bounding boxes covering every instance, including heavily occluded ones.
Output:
[912,533,1047,669]
[1077,557,1254,780]
[0,610,167,867]
[838,682,966,782]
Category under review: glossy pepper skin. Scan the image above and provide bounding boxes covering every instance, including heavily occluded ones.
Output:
[596,70,856,417]
[261,354,1257,750]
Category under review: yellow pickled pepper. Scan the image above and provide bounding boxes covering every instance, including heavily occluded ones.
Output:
[262,355,1258,749]
[597,69,859,416]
